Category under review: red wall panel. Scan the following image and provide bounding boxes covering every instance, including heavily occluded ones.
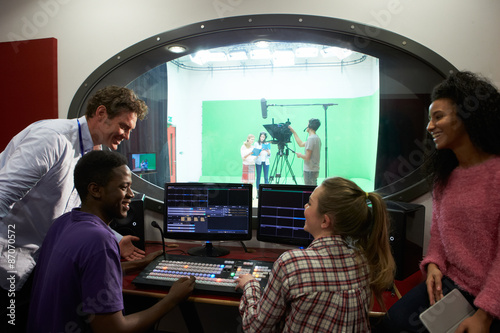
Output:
[0,38,58,151]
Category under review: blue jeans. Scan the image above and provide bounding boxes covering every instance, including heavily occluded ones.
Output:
[374,276,500,332]
[255,163,269,190]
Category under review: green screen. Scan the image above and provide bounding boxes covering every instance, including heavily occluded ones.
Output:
[200,94,379,191]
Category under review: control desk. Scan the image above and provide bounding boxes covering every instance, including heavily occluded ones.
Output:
[133,253,274,297]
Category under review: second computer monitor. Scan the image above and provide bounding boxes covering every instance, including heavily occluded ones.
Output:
[257,184,317,247]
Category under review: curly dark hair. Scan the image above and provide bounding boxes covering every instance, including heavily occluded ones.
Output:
[426,71,500,188]
[85,86,148,120]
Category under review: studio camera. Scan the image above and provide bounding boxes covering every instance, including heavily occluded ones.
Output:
[263,119,292,145]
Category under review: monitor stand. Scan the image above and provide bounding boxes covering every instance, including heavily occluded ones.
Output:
[187,241,229,257]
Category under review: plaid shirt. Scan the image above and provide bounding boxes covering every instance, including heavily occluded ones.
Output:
[239,235,371,332]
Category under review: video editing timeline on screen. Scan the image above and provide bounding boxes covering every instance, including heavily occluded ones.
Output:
[257,185,316,246]
[165,184,250,235]
[133,253,273,297]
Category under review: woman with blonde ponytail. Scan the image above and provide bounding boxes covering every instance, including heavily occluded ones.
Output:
[236,177,395,332]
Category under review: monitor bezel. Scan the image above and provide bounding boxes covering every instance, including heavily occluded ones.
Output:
[163,182,253,242]
[257,183,317,247]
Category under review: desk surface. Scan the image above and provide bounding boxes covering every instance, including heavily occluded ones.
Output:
[123,241,424,313]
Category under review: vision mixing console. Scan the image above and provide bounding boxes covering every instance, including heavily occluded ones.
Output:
[133,253,274,297]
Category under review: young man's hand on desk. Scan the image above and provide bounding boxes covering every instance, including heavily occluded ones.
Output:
[119,235,146,261]
[121,249,164,275]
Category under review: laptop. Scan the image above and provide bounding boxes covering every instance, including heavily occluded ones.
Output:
[419,289,475,333]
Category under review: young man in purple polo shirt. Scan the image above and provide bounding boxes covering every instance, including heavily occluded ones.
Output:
[27,150,195,332]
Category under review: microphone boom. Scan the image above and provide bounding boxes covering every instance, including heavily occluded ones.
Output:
[261,98,268,119]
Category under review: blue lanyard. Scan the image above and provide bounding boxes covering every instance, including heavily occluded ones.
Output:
[77,119,84,157]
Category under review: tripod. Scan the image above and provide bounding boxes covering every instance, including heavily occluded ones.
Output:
[269,142,297,185]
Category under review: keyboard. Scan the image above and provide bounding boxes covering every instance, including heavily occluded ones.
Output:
[132,253,274,297]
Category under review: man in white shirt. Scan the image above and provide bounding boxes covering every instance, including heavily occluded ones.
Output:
[0,86,149,332]
[289,118,322,185]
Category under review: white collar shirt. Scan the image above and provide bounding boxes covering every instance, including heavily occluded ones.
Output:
[0,116,94,290]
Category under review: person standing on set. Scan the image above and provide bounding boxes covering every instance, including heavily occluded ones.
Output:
[254,131,271,191]
[289,118,321,185]
[241,134,257,184]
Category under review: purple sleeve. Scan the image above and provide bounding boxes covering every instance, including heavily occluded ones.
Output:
[80,247,123,314]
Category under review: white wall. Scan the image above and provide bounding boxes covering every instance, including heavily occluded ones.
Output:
[2,0,499,251]
[1,0,498,119]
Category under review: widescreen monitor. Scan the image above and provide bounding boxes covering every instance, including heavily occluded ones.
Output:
[163,182,252,256]
[257,184,316,247]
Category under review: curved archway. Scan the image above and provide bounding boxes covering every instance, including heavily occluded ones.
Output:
[68,14,456,209]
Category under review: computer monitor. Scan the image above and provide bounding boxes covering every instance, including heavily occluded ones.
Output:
[257,184,316,247]
[129,152,157,174]
[163,182,253,257]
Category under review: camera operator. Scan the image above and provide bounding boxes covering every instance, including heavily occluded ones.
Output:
[289,118,321,185]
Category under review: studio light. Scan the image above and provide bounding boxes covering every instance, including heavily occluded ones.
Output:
[321,46,352,60]
[254,40,270,48]
[167,45,187,53]
[295,47,319,58]
[250,48,272,59]
[272,50,295,67]
[207,52,228,62]
[228,50,248,61]
[180,42,365,70]
[190,50,210,65]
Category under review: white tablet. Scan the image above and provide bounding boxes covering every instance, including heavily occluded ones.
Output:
[419,288,475,333]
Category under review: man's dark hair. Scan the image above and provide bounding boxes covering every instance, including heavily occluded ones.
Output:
[74,150,128,200]
[308,118,321,131]
[85,86,148,120]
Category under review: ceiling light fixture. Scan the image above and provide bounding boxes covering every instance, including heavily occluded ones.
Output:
[272,50,295,66]
[206,52,228,62]
[321,46,352,60]
[250,48,272,59]
[254,40,270,48]
[167,45,187,53]
[295,47,319,58]
[228,50,248,61]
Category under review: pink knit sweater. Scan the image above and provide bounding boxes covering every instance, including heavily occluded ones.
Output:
[420,157,500,318]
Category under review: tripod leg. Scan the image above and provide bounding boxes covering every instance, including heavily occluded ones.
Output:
[284,155,298,185]
[270,150,287,184]
[269,152,279,183]
[276,156,284,184]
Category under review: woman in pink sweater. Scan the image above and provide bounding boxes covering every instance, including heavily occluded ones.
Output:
[379,71,500,332]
